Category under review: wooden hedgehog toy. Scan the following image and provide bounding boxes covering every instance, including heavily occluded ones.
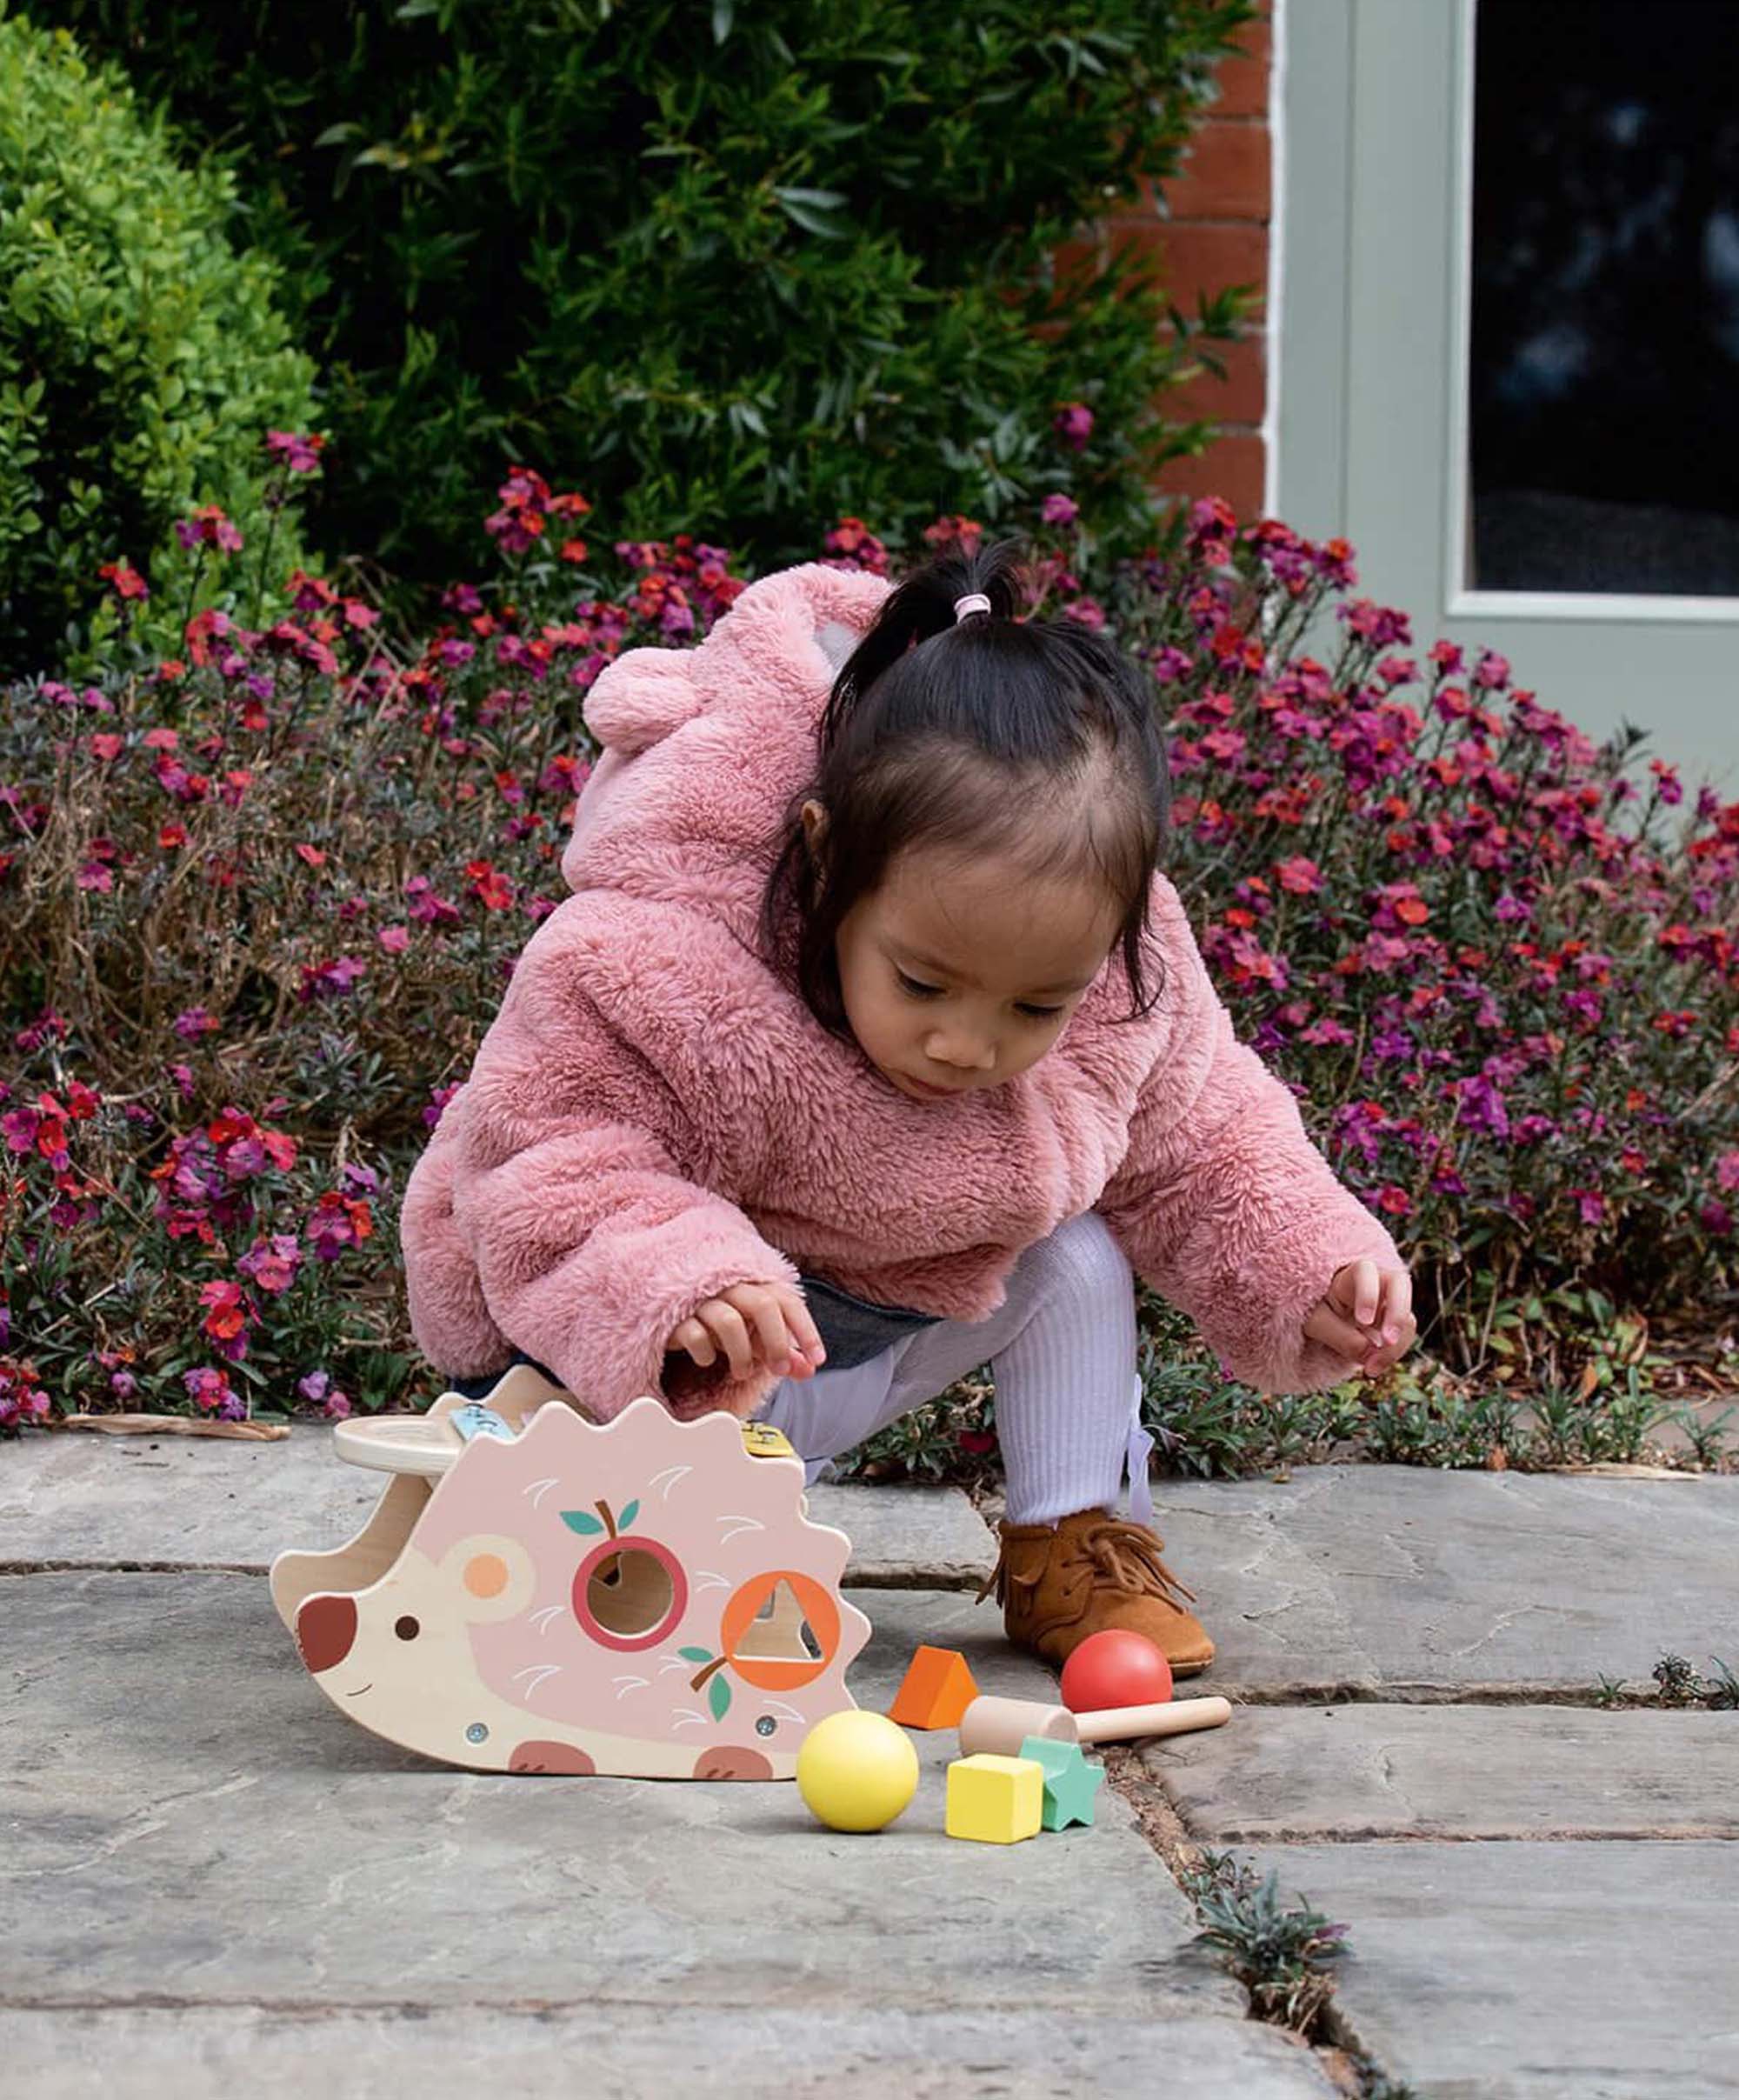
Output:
[271,1366,870,1780]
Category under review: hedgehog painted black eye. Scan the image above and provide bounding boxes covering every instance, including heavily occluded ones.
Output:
[755,1716,777,1738]
[394,1615,421,1641]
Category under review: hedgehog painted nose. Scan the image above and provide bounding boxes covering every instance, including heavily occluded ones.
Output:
[296,1593,357,1674]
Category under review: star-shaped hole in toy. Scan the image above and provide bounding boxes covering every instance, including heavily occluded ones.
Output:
[1018,1733,1105,1831]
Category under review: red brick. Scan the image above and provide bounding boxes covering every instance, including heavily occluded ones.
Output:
[1210,10,1272,119]
[1109,221,1269,318]
[1153,434,1266,518]
[1164,331,1266,426]
[1160,119,1271,223]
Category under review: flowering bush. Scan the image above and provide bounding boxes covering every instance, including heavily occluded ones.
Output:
[3,467,1736,1443]
[1116,497,1738,1386]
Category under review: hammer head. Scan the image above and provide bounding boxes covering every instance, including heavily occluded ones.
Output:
[957,1695,1080,1759]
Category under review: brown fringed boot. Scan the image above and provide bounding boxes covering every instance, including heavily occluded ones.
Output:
[980,1508,1216,1677]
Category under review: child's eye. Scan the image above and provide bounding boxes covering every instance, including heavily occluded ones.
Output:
[896,970,943,999]
[1016,1003,1065,1021]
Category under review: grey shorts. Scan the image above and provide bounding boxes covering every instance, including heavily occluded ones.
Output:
[797,1274,942,1371]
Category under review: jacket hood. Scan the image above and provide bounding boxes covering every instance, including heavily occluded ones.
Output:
[561,563,893,932]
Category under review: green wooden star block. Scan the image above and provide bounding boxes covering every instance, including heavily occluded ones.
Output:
[1018,1733,1104,1831]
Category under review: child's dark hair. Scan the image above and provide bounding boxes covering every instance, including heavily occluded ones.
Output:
[760,537,1170,1034]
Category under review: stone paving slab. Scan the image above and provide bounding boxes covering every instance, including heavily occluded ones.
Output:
[1149,1464,1738,1696]
[0,2004,1337,2100]
[0,1430,994,1588]
[1249,1840,1739,2098]
[1143,1703,1739,1841]
[0,1579,1266,2037]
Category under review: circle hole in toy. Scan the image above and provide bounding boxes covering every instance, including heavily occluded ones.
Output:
[574,1541,689,1652]
[395,1615,421,1642]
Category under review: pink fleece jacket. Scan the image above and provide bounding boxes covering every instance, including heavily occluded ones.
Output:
[399,560,1403,1421]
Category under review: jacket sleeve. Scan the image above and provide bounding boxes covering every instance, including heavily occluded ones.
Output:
[416,923,800,1421]
[1095,896,1403,1397]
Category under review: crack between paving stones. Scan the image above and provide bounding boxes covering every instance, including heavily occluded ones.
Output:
[1100,1744,1399,2097]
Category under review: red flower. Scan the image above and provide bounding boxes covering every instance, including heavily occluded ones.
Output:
[98,557,150,603]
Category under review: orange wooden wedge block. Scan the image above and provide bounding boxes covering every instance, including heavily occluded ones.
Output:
[888,1645,979,1730]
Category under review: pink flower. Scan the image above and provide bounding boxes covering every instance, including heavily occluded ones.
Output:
[1053,402,1094,451]
[266,430,327,475]
[183,1366,244,1418]
[239,1233,303,1296]
[1041,493,1080,527]
[175,506,244,554]
[1276,857,1323,895]
[1716,1151,1739,1192]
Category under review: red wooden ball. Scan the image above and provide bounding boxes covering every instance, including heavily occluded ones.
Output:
[1059,1630,1173,1713]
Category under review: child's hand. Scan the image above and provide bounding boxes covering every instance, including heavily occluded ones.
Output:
[1303,1259,1416,1378]
[667,1282,827,1384]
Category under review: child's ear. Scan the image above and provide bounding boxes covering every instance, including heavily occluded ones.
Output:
[800,798,828,867]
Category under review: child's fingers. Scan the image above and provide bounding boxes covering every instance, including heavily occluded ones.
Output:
[1340,1257,1382,1329]
[670,1317,716,1368]
[1305,1301,1378,1365]
[1379,1270,1414,1348]
[776,1288,826,1366]
[699,1302,756,1381]
[739,1291,799,1376]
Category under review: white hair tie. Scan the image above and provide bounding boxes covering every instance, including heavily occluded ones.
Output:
[953,591,992,623]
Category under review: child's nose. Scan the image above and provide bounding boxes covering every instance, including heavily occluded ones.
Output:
[924,1030,996,1071]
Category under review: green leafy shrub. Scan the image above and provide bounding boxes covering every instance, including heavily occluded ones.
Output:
[0,9,319,667]
[30,0,1256,588]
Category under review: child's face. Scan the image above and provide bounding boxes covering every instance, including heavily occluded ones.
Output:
[826,834,1123,1102]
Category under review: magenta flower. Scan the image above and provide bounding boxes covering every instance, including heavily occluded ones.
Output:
[1041,492,1080,527]
[239,1233,303,1296]
[175,506,244,554]
[1053,402,1094,451]
[266,430,327,475]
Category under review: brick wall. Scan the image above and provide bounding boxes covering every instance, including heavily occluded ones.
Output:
[1106,7,1274,519]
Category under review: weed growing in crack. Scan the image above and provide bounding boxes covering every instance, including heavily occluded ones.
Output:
[1702,1659,1739,1710]
[1594,1673,1628,1707]
[1653,1653,1703,1704]
[1671,1404,1734,1468]
[1179,1847,1349,2037]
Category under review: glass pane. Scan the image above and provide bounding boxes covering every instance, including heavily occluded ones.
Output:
[1468,0,1739,596]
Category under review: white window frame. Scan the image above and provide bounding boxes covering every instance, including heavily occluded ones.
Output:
[1443,0,1739,628]
[1274,0,1739,787]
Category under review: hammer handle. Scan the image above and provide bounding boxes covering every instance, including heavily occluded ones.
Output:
[1075,1695,1232,1743]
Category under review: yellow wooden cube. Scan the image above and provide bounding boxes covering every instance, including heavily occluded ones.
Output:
[945,1753,1043,1844]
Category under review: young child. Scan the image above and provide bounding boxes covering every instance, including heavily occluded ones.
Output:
[400,541,1414,1677]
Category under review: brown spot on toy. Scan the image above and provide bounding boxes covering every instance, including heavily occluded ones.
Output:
[509,1741,598,1775]
[693,1747,774,1781]
[296,1592,357,1674]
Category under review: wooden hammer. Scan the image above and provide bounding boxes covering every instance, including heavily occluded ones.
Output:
[958,1692,1231,1757]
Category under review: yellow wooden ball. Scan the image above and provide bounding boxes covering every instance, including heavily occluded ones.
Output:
[796,1710,920,1833]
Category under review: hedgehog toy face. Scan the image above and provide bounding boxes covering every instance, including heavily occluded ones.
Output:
[286,1398,870,1780]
